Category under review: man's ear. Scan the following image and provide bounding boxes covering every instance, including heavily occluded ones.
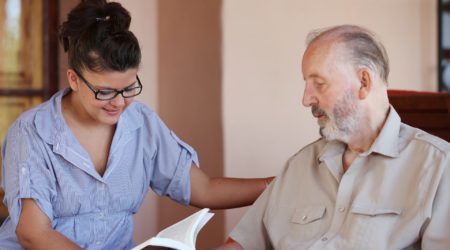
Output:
[66,69,80,91]
[358,68,372,100]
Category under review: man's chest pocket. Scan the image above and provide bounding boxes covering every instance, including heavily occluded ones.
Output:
[344,204,403,247]
[288,205,327,240]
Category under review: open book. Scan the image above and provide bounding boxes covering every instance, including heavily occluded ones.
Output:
[132,208,214,250]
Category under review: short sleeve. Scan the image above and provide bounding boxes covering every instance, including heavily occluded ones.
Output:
[142,107,199,206]
[1,121,57,229]
[421,153,450,249]
[229,181,273,250]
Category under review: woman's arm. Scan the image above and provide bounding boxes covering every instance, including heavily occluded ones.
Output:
[189,165,274,209]
[16,199,82,250]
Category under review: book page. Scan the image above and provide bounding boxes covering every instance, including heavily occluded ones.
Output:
[132,208,214,250]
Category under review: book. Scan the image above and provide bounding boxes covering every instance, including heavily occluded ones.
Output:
[132,208,214,250]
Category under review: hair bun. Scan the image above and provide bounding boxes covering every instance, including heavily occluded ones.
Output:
[59,0,141,72]
[103,2,131,33]
[59,1,132,51]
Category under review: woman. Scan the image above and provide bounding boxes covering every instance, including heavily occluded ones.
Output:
[0,1,272,249]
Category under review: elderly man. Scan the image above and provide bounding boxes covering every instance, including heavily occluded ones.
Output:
[221,25,450,249]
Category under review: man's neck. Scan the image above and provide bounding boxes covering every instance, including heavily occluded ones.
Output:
[342,105,390,171]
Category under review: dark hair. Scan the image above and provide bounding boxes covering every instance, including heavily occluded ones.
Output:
[306,25,390,83]
[59,0,141,73]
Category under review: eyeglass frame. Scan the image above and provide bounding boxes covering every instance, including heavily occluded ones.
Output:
[72,69,143,101]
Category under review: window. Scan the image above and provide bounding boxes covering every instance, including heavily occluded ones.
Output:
[0,0,58,222]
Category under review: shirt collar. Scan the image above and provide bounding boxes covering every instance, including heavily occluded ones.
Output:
[34,88,71,146]
[318,105,401,162]
[365,106,401,158]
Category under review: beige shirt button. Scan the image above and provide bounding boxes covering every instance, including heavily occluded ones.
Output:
[338,207,345,212]
[302,215,308,221]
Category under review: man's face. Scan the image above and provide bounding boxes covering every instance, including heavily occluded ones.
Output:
[301,42,362,142]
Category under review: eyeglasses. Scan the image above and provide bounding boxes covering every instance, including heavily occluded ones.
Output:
[73,69,143,101]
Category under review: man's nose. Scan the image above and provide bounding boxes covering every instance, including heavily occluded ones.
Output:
[302,85,317,107]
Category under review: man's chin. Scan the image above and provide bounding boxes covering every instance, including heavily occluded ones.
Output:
[320,126,339,142]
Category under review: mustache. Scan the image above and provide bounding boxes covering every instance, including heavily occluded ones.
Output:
[312,106,327,117]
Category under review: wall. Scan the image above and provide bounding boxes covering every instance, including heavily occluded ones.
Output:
[156,1,225,249]
[222,0,437,233]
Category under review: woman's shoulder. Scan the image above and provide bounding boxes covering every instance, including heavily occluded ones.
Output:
[123,101,170,132]
[7,91,61,136]
[125,101,160,122]
[9,102,48,131]
[128,100,155,114]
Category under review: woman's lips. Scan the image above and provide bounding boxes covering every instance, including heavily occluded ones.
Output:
[103,108,120,116]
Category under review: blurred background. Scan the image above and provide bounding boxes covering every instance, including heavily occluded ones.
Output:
[0,0,448,249]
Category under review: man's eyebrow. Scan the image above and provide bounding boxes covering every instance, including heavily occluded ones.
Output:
[304,73,324,81]
[308,73,322,79]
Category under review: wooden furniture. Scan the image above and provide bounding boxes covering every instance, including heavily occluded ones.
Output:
[388,90,450,142]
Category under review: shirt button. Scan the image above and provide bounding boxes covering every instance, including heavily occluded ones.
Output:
[338,207,345,212]
[302,215,308,221]
[96,241,101,245]
[322,237,328,242]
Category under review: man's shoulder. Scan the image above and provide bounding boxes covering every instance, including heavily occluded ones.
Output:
[295,137,326,152]
[400,123,450,155]
[287,138,326,163]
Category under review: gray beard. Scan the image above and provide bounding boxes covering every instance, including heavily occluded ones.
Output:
[320,90,361,143]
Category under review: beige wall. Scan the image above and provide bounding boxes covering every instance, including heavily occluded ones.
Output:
[156,1,225,249]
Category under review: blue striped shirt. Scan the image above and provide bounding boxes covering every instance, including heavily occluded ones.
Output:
[0,89,198,249]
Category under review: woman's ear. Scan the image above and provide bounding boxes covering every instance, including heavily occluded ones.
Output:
[358,68,372,100]
[67,69,80,91]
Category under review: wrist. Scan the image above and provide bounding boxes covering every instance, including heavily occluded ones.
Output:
[264,177,274,188]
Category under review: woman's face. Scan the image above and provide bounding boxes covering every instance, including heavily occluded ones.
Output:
[68,68,140,126]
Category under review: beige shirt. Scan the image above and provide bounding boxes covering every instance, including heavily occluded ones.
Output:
[230,107,450,250]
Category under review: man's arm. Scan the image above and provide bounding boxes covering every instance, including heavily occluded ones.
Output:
[16,199,82,250]
[421,162,450,249]
[189,164,273,209]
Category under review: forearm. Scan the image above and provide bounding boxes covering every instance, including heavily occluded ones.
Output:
[191,174,273,209]
[208,177,269,209]
[17,199,81,250]
[18,229,81,250]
